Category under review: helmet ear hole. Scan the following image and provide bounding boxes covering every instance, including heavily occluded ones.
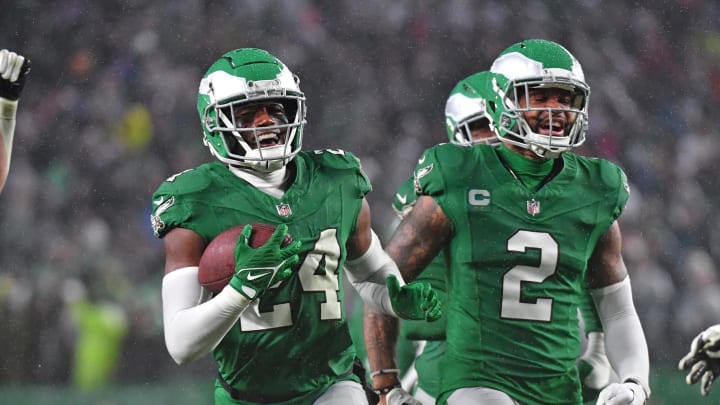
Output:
[487,101,497,112]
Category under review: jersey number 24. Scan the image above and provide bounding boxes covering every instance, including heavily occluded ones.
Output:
[240,229,342,331]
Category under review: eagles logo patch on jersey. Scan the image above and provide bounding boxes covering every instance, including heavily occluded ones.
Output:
[150,196,175,237]
[414,163,434,194]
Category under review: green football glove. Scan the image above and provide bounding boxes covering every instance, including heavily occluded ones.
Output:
[230,224,301,301]
[387,275,442,321]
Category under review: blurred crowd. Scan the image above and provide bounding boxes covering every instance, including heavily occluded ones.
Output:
[1,0,719,388]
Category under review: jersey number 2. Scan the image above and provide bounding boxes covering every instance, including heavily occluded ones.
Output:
[239,229,342,331]
[501,230,557,322]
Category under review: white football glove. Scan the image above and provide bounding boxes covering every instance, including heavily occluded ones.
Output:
[385,387,422,405]
[0,49,30,101]
[578,332,612,392]
[679,324,720,395]
[596,381,646,405]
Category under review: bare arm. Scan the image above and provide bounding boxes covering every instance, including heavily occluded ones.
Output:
[362,195,450,398]
[346,198,373,260]
[364,305,401,403]
[164,227,206,273]
[386,195,452,282]
[585,220,626,289]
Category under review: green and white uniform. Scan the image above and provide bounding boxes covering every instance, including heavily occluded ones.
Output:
[413,143,628,405]
[151,150,371,404]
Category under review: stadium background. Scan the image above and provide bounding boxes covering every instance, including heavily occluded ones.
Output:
[0,1,718,403]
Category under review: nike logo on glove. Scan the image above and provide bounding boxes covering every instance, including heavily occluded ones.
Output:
[243,269,273,281]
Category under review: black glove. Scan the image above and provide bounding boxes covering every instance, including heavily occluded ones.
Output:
[0,50,31,101]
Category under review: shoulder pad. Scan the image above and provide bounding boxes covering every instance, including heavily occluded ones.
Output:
[149,163,219,238]
[573,155,629,216]
[153,163,217,197]
[309,148,362,170]
[307,149,371,196]
[413,144,471,196]
[392,176,417,218]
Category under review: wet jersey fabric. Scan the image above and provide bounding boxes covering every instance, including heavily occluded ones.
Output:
[151,150,371,404]
[414,340,445,398]
[578,283,603,334]
[392,177,448,341]
[414,143,628,405]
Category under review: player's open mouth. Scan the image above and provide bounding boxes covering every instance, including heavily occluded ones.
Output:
[538,121,565,136]
[257,132,281,147]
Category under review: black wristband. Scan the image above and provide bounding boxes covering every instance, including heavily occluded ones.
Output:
[373,383,401,395]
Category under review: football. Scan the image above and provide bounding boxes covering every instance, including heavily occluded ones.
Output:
[198,223,294,293]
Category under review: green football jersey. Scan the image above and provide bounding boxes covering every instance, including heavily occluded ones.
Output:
[414,144,628,405]
[393,177,448,341]
[578,283,603,334]
[151,150,371,404]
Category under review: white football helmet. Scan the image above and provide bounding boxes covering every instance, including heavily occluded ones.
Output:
[197,48,306,172]
[489,39,590,158]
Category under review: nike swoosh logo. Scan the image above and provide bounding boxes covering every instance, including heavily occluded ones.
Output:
[246,270,272,281]
[418,155,426,164]
[153,197,164,206]
[396,193,407,204]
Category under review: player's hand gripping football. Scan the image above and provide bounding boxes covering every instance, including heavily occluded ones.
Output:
[0,49,30,101]
[230,223,301,301]
[387,275,442,322]
[679,324,720,396]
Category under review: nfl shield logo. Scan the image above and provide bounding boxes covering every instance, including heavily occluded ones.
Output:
[527,199,541,216]
[276,203,292,217]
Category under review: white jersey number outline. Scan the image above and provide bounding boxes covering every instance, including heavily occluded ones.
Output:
[501,230,557,321]
[240,228,341,331]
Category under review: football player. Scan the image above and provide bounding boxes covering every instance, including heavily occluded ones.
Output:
[365,70,614,405]
[151,48,441,404]
[0,49,30,192]
[381,39,650,405]
[363,71,502,405]
[679,323,720,396]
